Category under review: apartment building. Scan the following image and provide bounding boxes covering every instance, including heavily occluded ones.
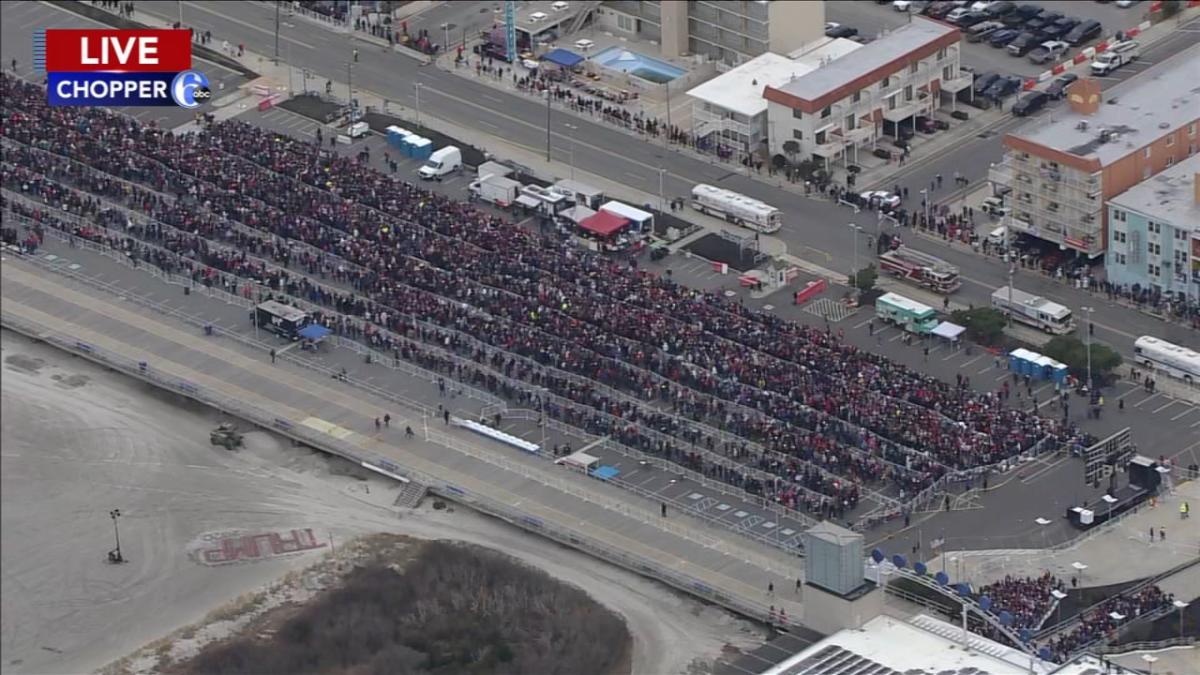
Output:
[761,19,967,168]
[685,38,862,154]
[1105,154,1200,301]
[598,0,823,65]
[987,51,1199,260]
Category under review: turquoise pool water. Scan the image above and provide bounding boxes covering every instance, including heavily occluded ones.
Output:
[591,46,685,83]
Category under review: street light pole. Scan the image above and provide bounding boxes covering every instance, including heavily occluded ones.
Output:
[545,90,552,162]
[177,0,183,27]
[347,61,353,107]
[564,123,578,179]
[414,82,423,125]
[659,166,666,213]
[1082,306,1094,390]
[847,223,862,294]
[274,1,281,64]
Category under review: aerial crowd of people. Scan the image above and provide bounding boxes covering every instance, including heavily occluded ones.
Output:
[1,73,1095,530]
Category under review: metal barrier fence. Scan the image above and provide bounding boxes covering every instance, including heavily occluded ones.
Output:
[0,293,799,629]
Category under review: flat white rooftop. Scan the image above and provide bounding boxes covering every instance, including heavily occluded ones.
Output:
[771,18,956,104]
[1108,154,1200,231]
[686,39,862,117]
[1013,44,1200,167]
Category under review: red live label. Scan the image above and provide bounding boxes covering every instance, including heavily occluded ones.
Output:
[43,29,192,72]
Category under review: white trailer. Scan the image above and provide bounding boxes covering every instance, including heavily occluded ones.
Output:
[1133,336,1200,384]
[690,184,782,234]
[469,174,521,207]
[991,286,1075,334]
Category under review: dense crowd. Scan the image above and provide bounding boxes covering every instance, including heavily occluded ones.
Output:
[1039,585,1174,663]
[977,573,1064,632]
[0,73,1094,525]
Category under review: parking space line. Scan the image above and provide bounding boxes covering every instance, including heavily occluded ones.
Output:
[1133,392,1162,408]
[1032,383,1053,397]
[994,373,1009,382]
[960,355,982,368]
[852,318,873,330]
[1191,419,1200,429]
[1170,406,1197,421]
[1152,400,1180,414]
[888,333,904,343]
[941,350,958,361]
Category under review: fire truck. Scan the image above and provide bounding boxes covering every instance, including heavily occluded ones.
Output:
[878,245,961,294]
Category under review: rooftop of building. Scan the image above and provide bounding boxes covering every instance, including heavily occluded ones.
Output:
[1012,44,1200,168]
[1108,154,1200,231]
[768,18,957,104]
[685,38,862,117]
[759,615,1140,675]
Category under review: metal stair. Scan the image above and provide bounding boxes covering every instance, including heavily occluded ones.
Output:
[392,481,428,508]
[566,0,601,37]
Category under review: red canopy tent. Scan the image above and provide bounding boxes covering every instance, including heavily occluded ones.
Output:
[578,210,630,238]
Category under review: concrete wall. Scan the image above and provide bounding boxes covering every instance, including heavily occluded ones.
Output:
[802,583,884,635]
[768,1,825,57]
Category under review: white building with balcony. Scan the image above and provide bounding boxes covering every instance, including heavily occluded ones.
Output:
[762,18,966,168]
[685,38,861,155]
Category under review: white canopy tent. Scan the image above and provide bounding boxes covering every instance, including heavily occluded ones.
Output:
[931,321,966,344]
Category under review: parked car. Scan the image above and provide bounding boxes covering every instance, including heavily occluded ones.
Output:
[893,0,914,11]
[925,1,958,18]
[988,28,1022,46]
[970,0,995,11]
[1042,17,1081,39]
[1065,19,1103,45]
[956,11,990,27]
[973,71,1001,93]
[1028,40,1070,64]
[984,75,1023,99]
[825,22,859,38]
[966,20,1006,41]
[985,0,1016,16]
[1006,30,1047,55]
[1012,91,1050,115]
[861,191,902,210]
[1003,3,1042,25]
[946,7,972,22]
[1045,73,1079,99]
[1026,10,1063,31]
[1116,0,1141,7]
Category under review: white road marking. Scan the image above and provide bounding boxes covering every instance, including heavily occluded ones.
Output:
[478,120,499,129]
[1152,400,1180,414]
[961,355,982,368]
[1134,392,1162,408]
[181,1,317,49]
[1169,406,1196,421]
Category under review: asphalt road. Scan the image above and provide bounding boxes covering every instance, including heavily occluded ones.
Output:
[11,3,1197,359]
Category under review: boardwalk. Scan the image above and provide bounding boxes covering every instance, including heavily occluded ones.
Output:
[0,258,808,626]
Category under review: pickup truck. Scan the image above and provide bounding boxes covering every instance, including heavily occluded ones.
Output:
[1091,41,1138,75]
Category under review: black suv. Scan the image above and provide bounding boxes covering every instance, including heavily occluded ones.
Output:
[1065,19,1103,45]
[1006,30,1046,56]
[1045,73,1079,99]
[1012,91,1050,116]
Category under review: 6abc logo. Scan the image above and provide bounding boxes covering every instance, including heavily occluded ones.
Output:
[170,70,211,109]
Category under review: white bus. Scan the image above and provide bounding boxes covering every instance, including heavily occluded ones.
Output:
[1133,336,1200,384]
[690,184,782,234]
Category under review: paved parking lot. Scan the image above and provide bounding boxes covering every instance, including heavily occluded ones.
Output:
[826,0,1150,79]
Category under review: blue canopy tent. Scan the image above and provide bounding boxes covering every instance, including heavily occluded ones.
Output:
[541,48,585,69]
[298,323,332,351]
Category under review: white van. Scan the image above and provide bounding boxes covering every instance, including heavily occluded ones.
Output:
[347,121,370,139]
[417,146,462,180]
[987,225,1008,247]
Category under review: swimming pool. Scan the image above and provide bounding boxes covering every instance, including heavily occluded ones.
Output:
[591,46,685,83]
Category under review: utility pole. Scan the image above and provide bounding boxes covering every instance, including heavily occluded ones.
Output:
[273,1,281,64]
[658,166,666,213]
[347,61,353,108]
[415,82,423,125]
[177,0,183,27]
[847,223,862,295]
[1006,220,1014,326]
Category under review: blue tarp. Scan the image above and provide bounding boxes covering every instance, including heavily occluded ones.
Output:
[592,465,620,480]
[298,324,332,341]
[541,48,584,68]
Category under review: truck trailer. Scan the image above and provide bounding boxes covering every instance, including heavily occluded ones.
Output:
[469,174,521,207]
[253,300,311,340]
[875,292,940,334]
[878,246,961,294]
[991,286,1075,334]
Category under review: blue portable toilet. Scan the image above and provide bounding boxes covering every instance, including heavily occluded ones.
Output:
[1009,348,1037,376]
[1036,355,1069,385]
[409,137,433,161]
[386,125,411,149]
[397,133,416,157]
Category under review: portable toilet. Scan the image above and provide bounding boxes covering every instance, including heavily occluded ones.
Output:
[1039,355,1069,385]
[409,137,433,160]
[1008,348,1035,376]
[386,125,411,149]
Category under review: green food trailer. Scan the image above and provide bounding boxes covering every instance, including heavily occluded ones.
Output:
[875,292,939,334]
